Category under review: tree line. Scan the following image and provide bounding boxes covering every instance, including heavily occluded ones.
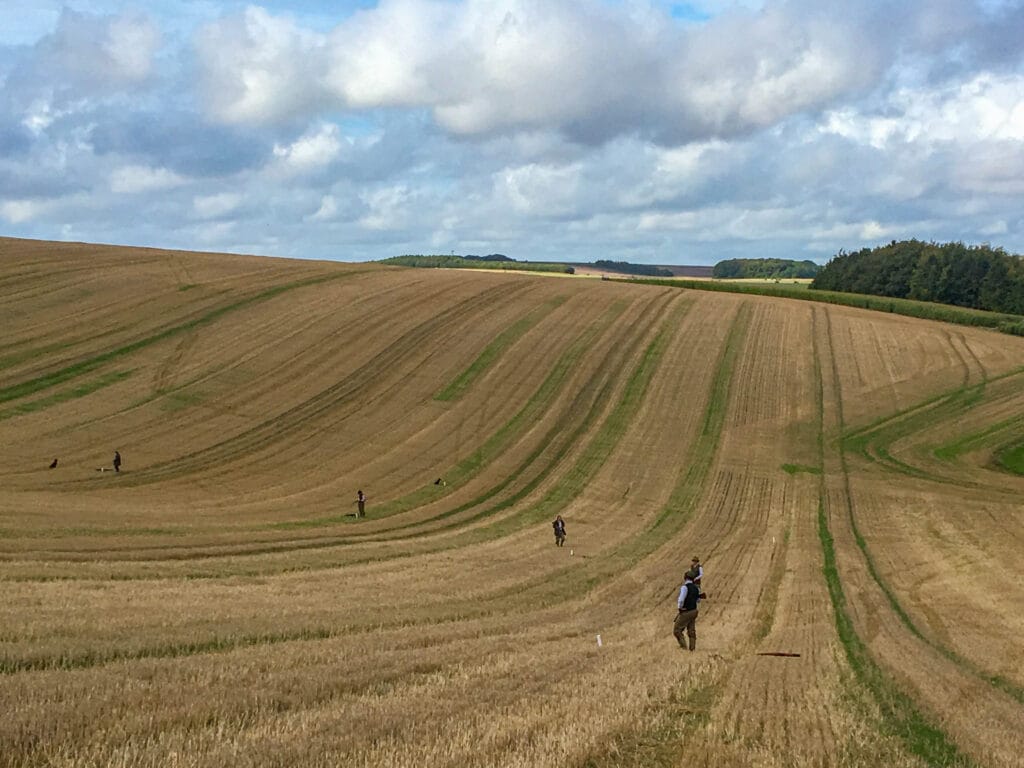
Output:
[593,260,673,277]
[713,258,820,279]
[810,240,1024,314]
[381,255,574,274]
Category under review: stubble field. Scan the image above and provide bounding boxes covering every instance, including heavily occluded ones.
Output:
[1,237,1023,767]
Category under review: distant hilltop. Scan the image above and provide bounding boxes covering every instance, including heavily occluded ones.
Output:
[380,254,574,274]
[380,254,714,278]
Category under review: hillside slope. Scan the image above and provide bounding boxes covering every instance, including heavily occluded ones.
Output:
[2,237,1024,767]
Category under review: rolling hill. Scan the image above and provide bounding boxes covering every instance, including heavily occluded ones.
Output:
[2,236,1023,767]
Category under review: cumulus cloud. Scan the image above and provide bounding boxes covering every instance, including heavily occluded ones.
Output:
[308,195,338,221]
[272,123,346,172]
[109,164,186,194]
[195,7,328,123]
[1,1,1023,264]
[193,0,951,144]
[0,199,46,224]
[495,162,584,216]
[193,192,242,219]
[14,9,161,96]
[359,184,414,230]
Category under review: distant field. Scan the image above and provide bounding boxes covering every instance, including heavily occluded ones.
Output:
[681,276,813,286]
[2,237,1024,767]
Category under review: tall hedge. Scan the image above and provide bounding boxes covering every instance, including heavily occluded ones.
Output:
[713,258,820,279]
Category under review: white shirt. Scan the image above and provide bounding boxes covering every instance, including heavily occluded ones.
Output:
[677,580,697,610]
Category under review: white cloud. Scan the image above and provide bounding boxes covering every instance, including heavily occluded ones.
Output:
[103,13,162,80]
[980,219,1009,236]
[195,7,327,123]
[194,0,899,143]
[194,220,237,244]
[359,185,412,230]
[109,164,186,194]
[193,192,242,218]
[324,0,451,108]
[0,199,46,224]
[272,123,345,172]
[617,140,733,207]
[308,195,338,221]
[823,73,1024,147]
[494,162,584,216]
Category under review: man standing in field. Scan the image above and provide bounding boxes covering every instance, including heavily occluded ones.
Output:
[689,556,704,592]
[113,450,122,473]
[552,515,566,547]
[674,572,700,651]
[355,489,366,518]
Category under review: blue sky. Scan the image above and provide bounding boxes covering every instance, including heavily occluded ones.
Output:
[1,0,1022,264]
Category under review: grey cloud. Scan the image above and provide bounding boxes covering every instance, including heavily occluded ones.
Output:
[0,116,32,156]
[945,3,1024,75]
[5,9,161,107]
[89,111,271,177]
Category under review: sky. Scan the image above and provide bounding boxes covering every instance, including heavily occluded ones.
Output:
[1,0,1023,265]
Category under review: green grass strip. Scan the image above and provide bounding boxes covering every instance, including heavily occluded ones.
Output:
[781,462,822,475]
[843,385,986,481]
[820,322,1024,706]
[816,500,971,765]
[271,301,630,529]
[0,626,340,675]
[0,369,134,421]
[0,271,354,405]
[996,440,1024,475]
[435,296,566,401]
[503,302,751,597]
[285,296,683,549]
[395,302,750,624]
[842,364,1024,487]
[812,318,973,766]
[934,411,1024,462]
[0,338,81,373]
[645,302,750,539]
[624,276,1024,336]
[376,303,682,546]
[469,325,670,541]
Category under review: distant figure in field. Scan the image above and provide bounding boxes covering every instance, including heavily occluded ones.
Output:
[434,478,446,486]
[689,556,704,595]
[49,458,58,469]
[552,515,566,547]
[674,571,701,651]
[355,489,366,518]
[113,450,122,473]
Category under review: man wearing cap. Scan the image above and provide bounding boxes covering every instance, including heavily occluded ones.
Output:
[674,571,700,651]
[689,556,703,589]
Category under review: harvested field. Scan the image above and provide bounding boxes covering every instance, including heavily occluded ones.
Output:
[2,237,1023,767]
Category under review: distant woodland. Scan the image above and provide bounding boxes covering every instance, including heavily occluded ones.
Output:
[712,258,821,279]
[592,260,673,277]
[383,255,677,276]
[811,240,1024,314]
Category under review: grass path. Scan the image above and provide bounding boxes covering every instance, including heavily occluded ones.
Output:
[815,305,977,766]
